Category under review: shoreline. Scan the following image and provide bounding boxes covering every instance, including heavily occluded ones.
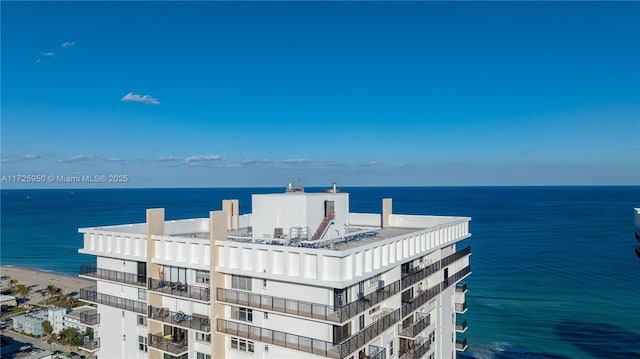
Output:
[0,265,93,305]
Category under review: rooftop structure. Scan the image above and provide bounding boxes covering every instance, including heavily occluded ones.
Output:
[78,185,472,359]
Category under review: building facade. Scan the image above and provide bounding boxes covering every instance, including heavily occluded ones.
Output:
[78,186,471,359]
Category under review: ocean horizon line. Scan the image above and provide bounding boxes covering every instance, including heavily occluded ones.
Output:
[2,184,639,191]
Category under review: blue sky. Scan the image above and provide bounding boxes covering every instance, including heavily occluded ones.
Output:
[1,1,638,188]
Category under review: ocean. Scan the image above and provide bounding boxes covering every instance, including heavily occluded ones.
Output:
[1,186,639,358]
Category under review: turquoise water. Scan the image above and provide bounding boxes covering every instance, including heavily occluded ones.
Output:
[1,186,639,358]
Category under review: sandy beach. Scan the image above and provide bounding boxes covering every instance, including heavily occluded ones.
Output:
[0,266,93,304]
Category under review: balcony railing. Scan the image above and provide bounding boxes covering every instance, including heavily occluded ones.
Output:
[148,306,210,332]
[368,344,387,359]
[217,280,400,324]
[79,264,146,287]
[401,286,441,317]
[401,261,440,289]
[79,337,100,352]
[455,320,468,332]
[217,319,339,358]
[455,283,467,294]
[441,266,471,289]
[148,278,210,302]
[401,246,470,290]
[336,280,401,322]
[79,311,100,326]
[148,333,188,356]
[398,314,430,338]
[335,309,401,358]
[441,246,471,267]
[399,339,431,359]
[455,337,468,351]
[455,301,468,313]
[79,286,146,314]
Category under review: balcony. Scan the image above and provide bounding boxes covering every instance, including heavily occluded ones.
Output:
[217,319,339,358]
[455,320,468,333]
[398,314,430,338]
[79,286,146,314]
[399,338,431,359]
[367,344,387,359]
[79,264,146,287]
[218,288,339,322]
[441,266,471,289]
[455,283,467,294]
[401,286,441,317]
[441,246,471,267]
[148,306,210,332]
[217,280,400,323]
[455,301,468,314]
[335,309,400,358]
[148,278,210,302]
[148,333,188,356]
[79,311,100,326]
[79,337,100,352]
[401,261,440,289]
[455,337,468,351]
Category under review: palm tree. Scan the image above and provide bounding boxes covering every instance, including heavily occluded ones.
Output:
[47,332,58,352]
[15,284,32,304]
[44,285,59,303]
[9,279,18,288]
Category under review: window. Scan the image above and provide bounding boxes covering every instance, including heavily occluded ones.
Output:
[196,353,211,359]
[389,340,394,356]
[196,270,210,285]
[359,314,365,330]
[196,332,211,343]
[138,288,147,300]
[231,275,252,291]
[369,274,381,286]
[231,307,253,322]
[138,335,147,352]
[230,337,254,353]
[137,315,147,326]
[163,265,187,283]
[332,322,351,344]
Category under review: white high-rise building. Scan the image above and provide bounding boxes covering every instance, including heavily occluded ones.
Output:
[78,185,471,359]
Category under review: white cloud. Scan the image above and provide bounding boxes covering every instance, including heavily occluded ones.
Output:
[1,155,11,163]
[39,51,56,57]
[21,154,41,160]
[121,92,160,105]
[238,158,271,166]
[158,156,180,161]
[183,155,222,165]
[99,157,124,162]
[282,158,313,165]
[61,41,76,48]
[362,160,380,167]
[60,155,92,163]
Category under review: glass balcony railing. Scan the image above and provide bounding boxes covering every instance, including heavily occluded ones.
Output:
[79,264,146,287]
[455,301,468,313]
[79,337,100,352]
[148,333,188,356]
[148,306,210,332]
[455,320,468,332]
[79,311,100,326]
[148,278,210,302]
[455,283,467,293]
[455,337,468,351]
[79,286,146,314]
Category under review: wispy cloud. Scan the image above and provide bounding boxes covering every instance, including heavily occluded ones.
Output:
[39,51,56,57]
[60,155,92,163]
[99,157,124,162]
[361,160,380,167]
[61,41,76,48]
[183,155,222,165]
[1,155,11,163]
[21,154,41,160]
[121,92,160,105]
[282,158,313,165]
[36,51,56,64]
[158,156,180,162]
[237,158,271,166]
